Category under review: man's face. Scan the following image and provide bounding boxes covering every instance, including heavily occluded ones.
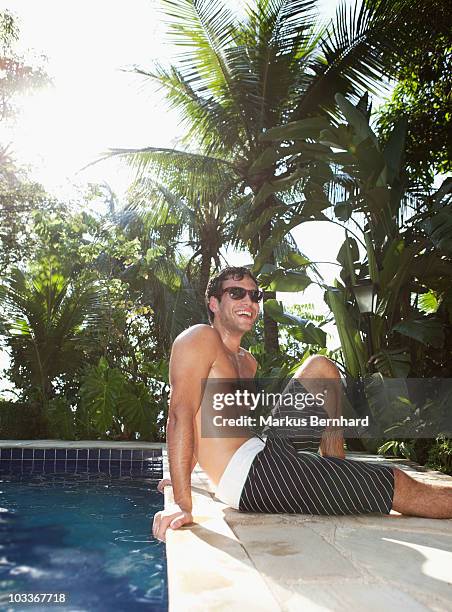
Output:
[209,275,260,333]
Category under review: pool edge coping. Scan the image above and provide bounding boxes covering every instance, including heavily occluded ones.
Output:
[162,449,282,611]
[0,440,165,449]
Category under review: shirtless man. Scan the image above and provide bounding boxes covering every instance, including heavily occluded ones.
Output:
[153,266,452,541]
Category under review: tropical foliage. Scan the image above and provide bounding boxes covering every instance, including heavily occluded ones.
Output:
[377,1,452,187]
[113,0,422,352]
[249,92,452,379]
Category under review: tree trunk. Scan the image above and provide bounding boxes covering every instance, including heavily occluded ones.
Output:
[199,243,212,316]
[259,220,279,354]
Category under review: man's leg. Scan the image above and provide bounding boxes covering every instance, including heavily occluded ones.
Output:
[392,468,452,518]
[292,355,345,459]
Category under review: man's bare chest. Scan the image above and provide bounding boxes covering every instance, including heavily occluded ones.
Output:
[209,349,254,380]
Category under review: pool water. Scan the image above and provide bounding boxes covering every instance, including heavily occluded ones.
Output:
[0,474,167,611]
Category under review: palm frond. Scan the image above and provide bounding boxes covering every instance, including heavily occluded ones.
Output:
[293,0,412,118]
[100,146,238,207]
[134,64,243,153]
[126,177,190,232]
[161,0,238,102]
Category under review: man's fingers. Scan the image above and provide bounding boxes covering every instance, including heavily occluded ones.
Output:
[155,514,170,542]
[152,509,193,542]
[157,479,172,493]
[152,511,161,538]
[170,516,185,530]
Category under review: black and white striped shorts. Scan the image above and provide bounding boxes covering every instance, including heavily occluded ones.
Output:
[238,436,395,515]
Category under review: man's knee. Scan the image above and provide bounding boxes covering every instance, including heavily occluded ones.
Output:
[294,355,340,380]
[392,467,421,514]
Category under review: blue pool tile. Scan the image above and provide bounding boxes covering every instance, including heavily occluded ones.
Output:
[99,460,110,472]
[0,445,162,477]
[55,460,66,472]
[76,460,88,472]
[87,458,100,470]
[130,461,143,474]
[33,460,44,472]
[0,460,11,472]
[120,460,132,471]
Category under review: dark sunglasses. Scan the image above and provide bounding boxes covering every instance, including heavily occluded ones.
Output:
[220,286,263,303]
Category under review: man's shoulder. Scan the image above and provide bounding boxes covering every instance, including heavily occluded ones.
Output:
[173,324,221,349]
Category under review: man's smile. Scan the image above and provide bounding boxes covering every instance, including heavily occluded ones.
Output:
[235,309,254,319]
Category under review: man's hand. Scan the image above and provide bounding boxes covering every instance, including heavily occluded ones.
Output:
[152,505,193,542]
[157,478,172,493]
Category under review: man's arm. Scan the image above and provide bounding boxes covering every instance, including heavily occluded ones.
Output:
[152,325,219,541]
[157,455,197,493]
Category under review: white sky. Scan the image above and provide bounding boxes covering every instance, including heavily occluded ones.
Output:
[0,0,353,379]
[0,0,340,197]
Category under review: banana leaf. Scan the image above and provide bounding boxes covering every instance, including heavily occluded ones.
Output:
[261,117,331,142]
[264,299,326,347]
[371,348,411,378]
[392,317,444,348]
[261,269,312,292]
[325,287,366,377]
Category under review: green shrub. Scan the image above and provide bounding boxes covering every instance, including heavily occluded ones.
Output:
[78,357,164,440]
[44,397,76,440]
[0,401,46,439]
[378,437,452,475]
[426,437,452,475]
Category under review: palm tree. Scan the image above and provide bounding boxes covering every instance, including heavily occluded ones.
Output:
[125,178,237,306]
[0,260,103,407]
[110,0,414,352]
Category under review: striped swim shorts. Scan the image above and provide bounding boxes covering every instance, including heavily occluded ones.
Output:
[238,377,395,515]
[238,436,395,515]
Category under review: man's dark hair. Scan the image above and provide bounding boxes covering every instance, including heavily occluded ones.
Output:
[205,266,259,323]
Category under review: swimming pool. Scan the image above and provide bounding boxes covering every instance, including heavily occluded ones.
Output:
[0,473,168,611]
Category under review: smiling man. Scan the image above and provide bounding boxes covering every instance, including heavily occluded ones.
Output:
[152,266,452,542]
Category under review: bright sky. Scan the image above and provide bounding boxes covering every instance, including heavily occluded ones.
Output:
[0,0,352,374]
[1,0,340,196]
[0,0,181,199]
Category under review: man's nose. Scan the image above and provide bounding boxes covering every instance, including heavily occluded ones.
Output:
[240,293,255,308]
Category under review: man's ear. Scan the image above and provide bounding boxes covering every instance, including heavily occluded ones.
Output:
[209,295,220,315]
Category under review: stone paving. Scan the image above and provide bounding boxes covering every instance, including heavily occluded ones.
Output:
[163,452,452,612]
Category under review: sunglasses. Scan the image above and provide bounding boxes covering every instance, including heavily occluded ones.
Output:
[220,286,263,303]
